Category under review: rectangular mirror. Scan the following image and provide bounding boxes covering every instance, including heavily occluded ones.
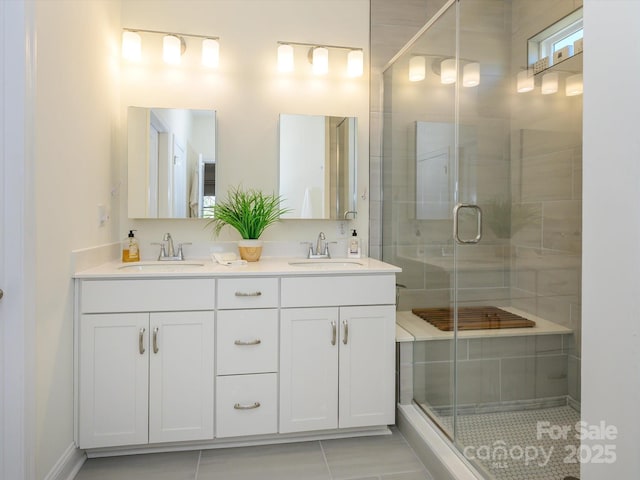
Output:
[128,107,217,218]
[279,114,357,219]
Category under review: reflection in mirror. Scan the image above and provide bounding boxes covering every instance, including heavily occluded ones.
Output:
[414,121,476,220]
[279,114,357,219]
[128,107,216,219]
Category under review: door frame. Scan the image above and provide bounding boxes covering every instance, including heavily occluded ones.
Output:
[1,1,36,479]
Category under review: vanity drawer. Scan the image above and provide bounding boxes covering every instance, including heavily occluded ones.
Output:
[217,277,279,309]
[80,279,216,313]
[281,275,396,308]
[215,373,278,438]
[216,309,278,375]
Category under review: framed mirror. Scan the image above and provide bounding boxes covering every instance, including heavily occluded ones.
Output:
[279,114,357,219]
[127,107,217,218]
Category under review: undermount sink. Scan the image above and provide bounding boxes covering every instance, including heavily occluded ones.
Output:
[288,260,364,268]
[117,262,205,272]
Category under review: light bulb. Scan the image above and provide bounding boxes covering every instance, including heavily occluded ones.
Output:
[541,72,559,94]
[516,69,534,93]
[463,62,480,87]
[122,31,141,62]
[163,35,182,65]
[201,39,219,68]
[312,47,329,75]
[565,73,583,96]
[409,56,425,82]
[440,58,457,84]
[347,50,364,77]
[277,44,294,72]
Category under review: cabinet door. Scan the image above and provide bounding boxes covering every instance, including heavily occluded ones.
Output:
[79,313,149,448]
[279,307,339,433]
[148,311,215,443]
[338,305,396,428]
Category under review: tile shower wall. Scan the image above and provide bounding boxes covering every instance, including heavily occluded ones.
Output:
[413,334,571,410]
[509,0,583,406]
[369,0,436,259]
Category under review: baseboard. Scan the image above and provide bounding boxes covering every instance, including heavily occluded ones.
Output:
[43,443,86,480]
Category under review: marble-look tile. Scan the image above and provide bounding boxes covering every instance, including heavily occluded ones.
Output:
[197,441,329,480]
[74,451,199,480]
[500,356,535,401]
[321,428,426,479]
[521,150,574,202]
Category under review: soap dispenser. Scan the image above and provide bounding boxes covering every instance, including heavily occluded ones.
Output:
[347,229,361,259]
[122,230,140,262]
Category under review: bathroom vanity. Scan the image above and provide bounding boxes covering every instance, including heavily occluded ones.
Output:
[73,257,400,455]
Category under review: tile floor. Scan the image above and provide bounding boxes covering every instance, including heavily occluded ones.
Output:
[74,427,433,480]
[439,406,581,480]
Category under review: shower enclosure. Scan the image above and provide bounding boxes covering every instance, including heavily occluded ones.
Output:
[381,1,582,479]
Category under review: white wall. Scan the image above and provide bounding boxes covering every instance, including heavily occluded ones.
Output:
[33,0,121,477]
[582,0,640,478]
[120,0,370,253]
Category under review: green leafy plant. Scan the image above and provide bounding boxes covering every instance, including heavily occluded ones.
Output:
[206,186,291,239]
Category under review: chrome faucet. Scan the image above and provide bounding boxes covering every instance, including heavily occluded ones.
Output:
[301,232,335,259]
[152,232,191,261]
[164,233,175,258]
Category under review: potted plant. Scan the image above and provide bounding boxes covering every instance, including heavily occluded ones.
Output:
[206,186,290,261]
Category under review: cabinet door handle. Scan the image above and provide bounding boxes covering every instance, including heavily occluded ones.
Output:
[234,339,261,346]
[234,291,262,297]
[152,327,159,354]
[343,320,349,345]
[331,321,337,346]
[139,328,146,355]
[234,402,261,410]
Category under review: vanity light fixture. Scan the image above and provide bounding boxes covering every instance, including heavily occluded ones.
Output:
[277,44,295,72]
[409,56,426,82]
[440,58,457,84]
[122,28,220,68]
[201,38,220,68]
[122,31,142,62]
[541,71,559,94]
[276,41,364,77]
[565,73,583,96]
[516,69,534,92]
[462,62,480,87]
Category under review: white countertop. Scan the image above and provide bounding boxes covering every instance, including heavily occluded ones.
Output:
[73,256,402,279]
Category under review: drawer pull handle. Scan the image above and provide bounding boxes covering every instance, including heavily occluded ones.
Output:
[234,402,261,410]
[331,321,336,346]
[343,320,349,345]
[152,327,159,354]
[139,328,146,355]
[235,291,262,297]
[234,339,262,346]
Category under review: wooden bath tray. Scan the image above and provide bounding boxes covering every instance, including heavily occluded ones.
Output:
[411,306,535,331]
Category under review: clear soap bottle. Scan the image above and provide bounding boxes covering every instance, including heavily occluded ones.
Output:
[347,229,361,258]
[122,230,140,262]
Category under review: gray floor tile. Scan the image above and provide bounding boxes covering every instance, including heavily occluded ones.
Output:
[74,451,199,480]
[381,471,432,480]
[379,470,433,480]
[197,441,331,480]
[320,428,426,480]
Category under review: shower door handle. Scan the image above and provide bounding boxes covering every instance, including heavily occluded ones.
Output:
[453,203,483,244]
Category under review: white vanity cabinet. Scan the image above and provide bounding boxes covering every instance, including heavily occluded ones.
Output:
[279,275,396,433]
[74,259,400,454]
[77,279,215,449]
